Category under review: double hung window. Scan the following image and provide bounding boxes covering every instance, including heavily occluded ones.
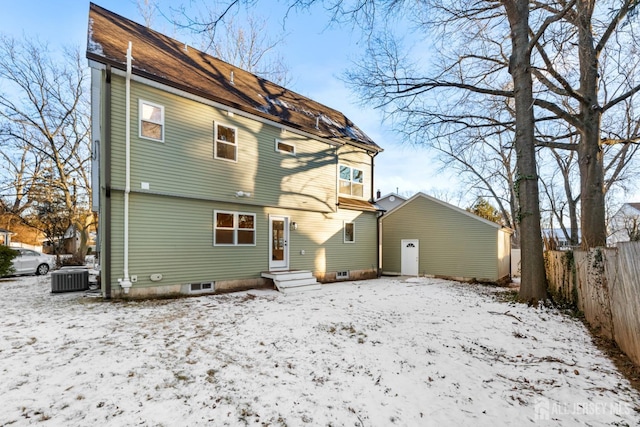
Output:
[339,165,364,197]
[139,100,164,141]
[214,123,238,161]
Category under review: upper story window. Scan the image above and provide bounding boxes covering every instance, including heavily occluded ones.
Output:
[214,211,256,246]
[339,165,364,197]
[275,139,295,155]
[139,100,164,142]
[214,122,238,162]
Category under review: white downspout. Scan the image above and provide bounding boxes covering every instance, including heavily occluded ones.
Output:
[118,41,133,294]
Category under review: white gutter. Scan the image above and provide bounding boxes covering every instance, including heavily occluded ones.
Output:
[118,41,133,294]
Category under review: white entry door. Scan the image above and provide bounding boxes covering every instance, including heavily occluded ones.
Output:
[269,216,289,270]
[401,239,419,276]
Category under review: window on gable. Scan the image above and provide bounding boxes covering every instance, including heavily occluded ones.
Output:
[214,123,237,162]
[139,100,164,141]
[344,221,355,243]
[214,211,255,246]
[339,165,364,197]
[275,139,295,155]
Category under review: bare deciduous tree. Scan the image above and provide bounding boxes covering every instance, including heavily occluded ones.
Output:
[170,1,292,85]
[0,36,93,256]
[199,13,291,86]
[136,0,158,28]
[528,0,640,248]
[178,0,640,301]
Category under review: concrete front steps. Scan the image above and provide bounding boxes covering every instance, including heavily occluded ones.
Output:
[261,270,321,294]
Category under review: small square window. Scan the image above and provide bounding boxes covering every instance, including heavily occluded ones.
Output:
[275,139,295,155]
[339,165,351,181]
[214,123,237,162]
[215,229,235,245]
[139,100,164,141]
[216,213,234,228]
[238,214,254,229]
[344,222,355,243]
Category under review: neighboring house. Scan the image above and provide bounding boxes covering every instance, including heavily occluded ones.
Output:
[541,228,581,250]
[375,191,407,212]
[0,228,13,246]
[608,203,640,246]
[86,4,382,298]
[43,227,97,255]
[380,193,512,283]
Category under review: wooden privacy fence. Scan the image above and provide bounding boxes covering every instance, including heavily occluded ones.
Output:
[546,242,640,366]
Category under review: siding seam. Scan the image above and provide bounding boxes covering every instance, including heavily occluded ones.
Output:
[108,187,335,214]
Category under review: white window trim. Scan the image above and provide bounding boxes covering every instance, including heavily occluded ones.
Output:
[339,164,365,198]
[188,282,215,293]
[344,221,356,243]
[275,138,296,156]
[138,99,165,142]
[213,210,256,246]
[214,122,238,163]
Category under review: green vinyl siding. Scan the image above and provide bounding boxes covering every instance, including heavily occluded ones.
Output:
[109,77,338,213]
[286,209,378,273]
[107,191,377,292]
[337,145,372,201]
[103,75,379,293]
[381,195,501,281]
[108,193,265,288]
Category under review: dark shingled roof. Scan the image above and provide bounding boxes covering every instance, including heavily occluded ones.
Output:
[86,3,381,152]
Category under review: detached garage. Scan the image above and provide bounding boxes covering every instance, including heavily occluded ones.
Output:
[380,193,512,283]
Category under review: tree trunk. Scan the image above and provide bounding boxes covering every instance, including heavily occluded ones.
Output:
[577,1,606,248]
[569,197,579,245]
[504,0,547,301]
[554,150,580,246]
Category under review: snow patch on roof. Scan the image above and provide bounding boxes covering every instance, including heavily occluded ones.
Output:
[255,104,271,114]
[262,95,316,118]
[256,94,374,144]
[345,126,371,143]
[87,18,104,56]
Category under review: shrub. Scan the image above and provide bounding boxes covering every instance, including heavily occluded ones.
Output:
[0,246,18,277]
[59,252,86,267]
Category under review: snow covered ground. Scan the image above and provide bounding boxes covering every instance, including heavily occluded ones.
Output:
[0,275,638,426]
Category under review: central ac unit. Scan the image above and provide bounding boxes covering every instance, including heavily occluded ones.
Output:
[51,268,89,293]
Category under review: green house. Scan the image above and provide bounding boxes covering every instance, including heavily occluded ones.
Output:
[380,193,512,283]
[86,4,382,298]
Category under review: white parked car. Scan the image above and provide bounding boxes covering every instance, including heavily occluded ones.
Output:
[9,248,56,276]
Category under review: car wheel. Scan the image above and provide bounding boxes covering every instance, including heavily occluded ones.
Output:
[36,264,50,276]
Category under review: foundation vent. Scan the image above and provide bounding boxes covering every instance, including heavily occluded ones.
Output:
[336,271,349,280]
[189,282,215,293]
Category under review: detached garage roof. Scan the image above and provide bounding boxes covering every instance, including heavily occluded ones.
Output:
[382,193,512,232]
